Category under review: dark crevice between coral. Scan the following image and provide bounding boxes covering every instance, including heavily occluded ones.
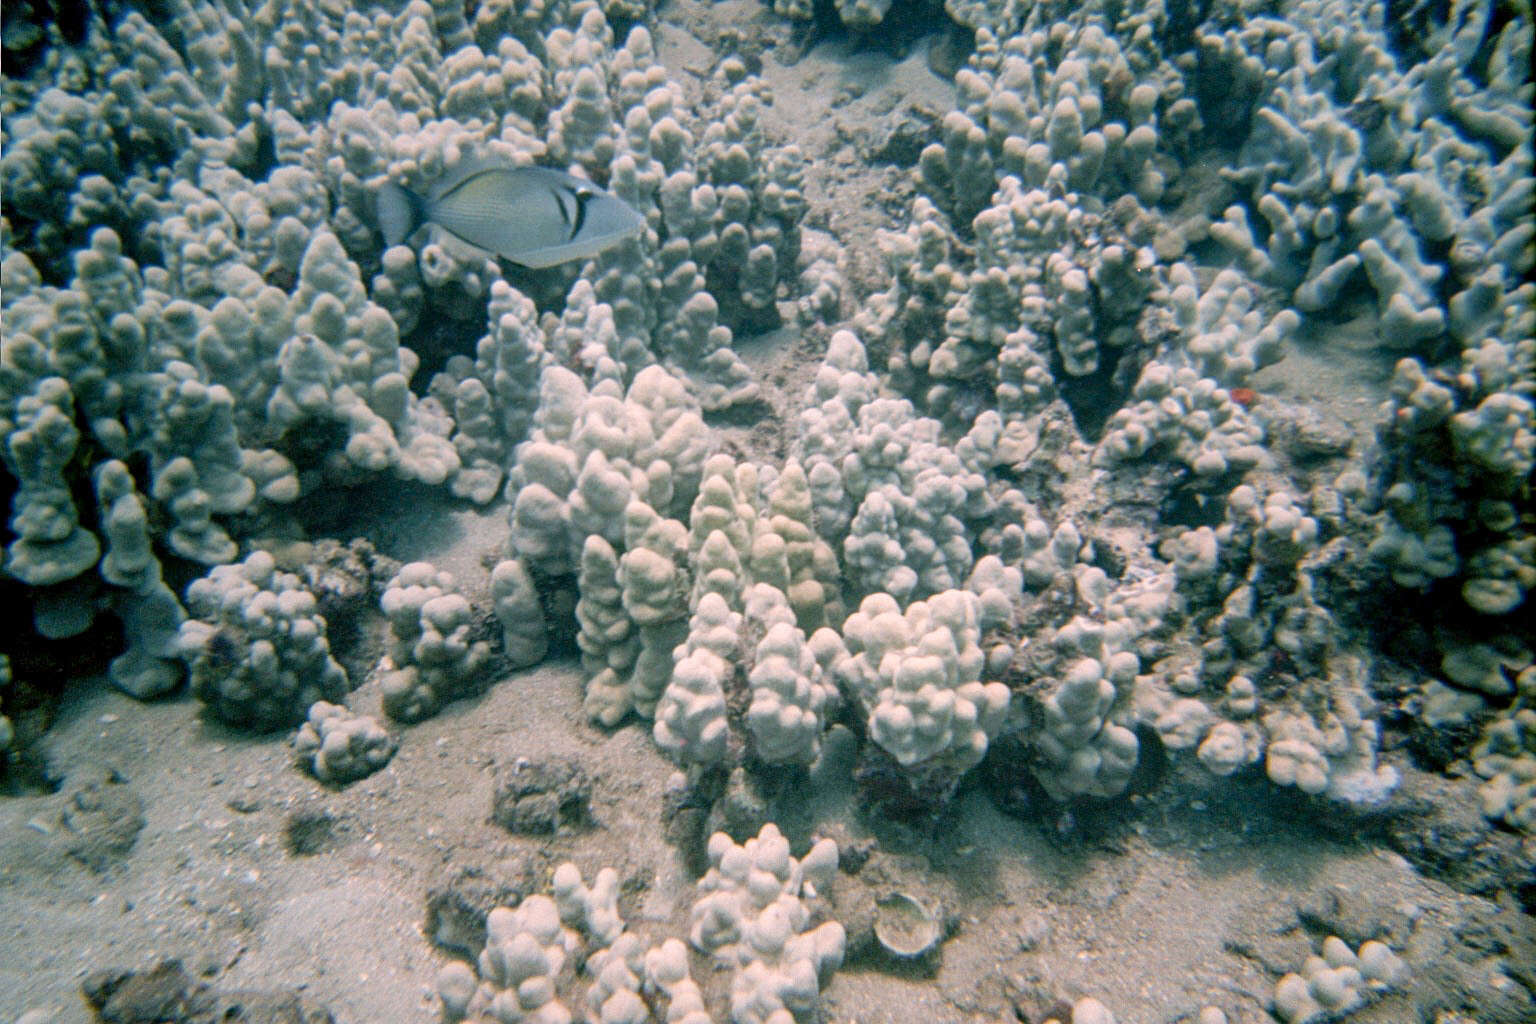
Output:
[527,569,579,659]
[1461,0,1518,89]
[1,0,97,72]
[924,19,976,80]
[1158,472,1241,528]
[401,263,578,386]
[1180,229,1244,273]
[1390,700,1491,775]
[744,758,814,814]
[1383,0,1454,66]
[702,396,774,430]
[53,0,94,44]
[799,0,957,65]
[1191,32,1264,151]
[5,219,75,288]
[0,578,121,794]
[928,376,995,435]
[1366,570,1523,670]
[0,2,52,74]
[1050,342,1127,443]
[153,544,214,608]
[228,113,279,183]
[710,280,783,339]
[1162,0,1213,56]
[978,732,1154,859]
[264,418,350,493]
[286,474,436,537]
[662,761,732,876]
[0,467,17,560]
[1128,721,1171,794]
[400,308,484,388]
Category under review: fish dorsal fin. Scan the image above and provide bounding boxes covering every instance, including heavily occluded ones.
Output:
[428,155,532,204]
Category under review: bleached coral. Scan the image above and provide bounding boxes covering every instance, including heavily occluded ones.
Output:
[1370,317,1536,617]
[177,550,349,730]
[1273,935,1408,1024]
[1033,615,1142,800]
[439,830,844,1024]
[3,0,1534,973]
[439,891,577,1024]
[378,561,492,723]
[1096,363,1268,477]
[822,590,1012,771]
[1209,0,1532,352]
[796,331,991,603]
[652,592,736,763]
[690,824,845,1024]
[491,557,549,669]
[293,700,397,785]
[1471,661,1536,833]
[508,364,709,577]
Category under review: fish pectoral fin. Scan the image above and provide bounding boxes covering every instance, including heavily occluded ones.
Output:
[377,182,422,247]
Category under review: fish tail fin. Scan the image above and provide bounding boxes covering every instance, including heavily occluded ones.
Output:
[377,181,424,247]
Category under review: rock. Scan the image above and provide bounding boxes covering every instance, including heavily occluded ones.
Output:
[1298,884,1390,947]
[490,757,592,835]
[265,538,398,684]
[1017,911,1051,952]
[1259,403,1355,462]
[866,105,942,167]
[282,808,340,856]
[1378,768,1530,910]
[81,958,335,1024]
[424,863,537,958]
[703,764,769,844]
[61,769,144,871]
[829,876,880,963]
[81,960,192,1024]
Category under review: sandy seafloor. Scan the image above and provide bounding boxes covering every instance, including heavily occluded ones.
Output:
[3,2,1535,1023]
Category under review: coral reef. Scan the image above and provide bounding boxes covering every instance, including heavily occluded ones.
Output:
[2,0,1533,1015]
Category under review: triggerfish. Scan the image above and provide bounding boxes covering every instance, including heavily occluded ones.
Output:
[377,161,645,269]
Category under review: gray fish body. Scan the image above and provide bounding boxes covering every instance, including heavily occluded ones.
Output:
[378,163,644,269]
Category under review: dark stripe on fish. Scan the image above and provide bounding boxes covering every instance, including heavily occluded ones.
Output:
[550,187,571,230]
[572,189,588,242]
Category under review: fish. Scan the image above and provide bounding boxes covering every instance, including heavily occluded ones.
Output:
[377,161,645,269]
